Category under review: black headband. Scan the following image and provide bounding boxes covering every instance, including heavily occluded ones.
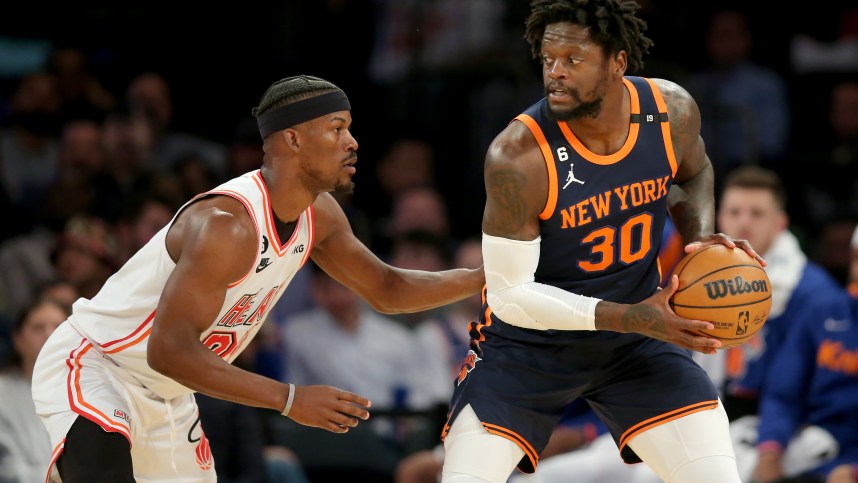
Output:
[255,90,351,139]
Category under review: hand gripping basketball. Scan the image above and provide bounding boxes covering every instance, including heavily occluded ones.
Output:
[669,244,772,348]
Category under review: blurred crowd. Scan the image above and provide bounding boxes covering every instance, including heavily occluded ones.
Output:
[1,1,857,482]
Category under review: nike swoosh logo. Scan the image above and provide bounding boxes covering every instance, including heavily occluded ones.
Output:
[255,258,272,273]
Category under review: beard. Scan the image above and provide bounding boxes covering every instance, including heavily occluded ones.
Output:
[334,180,355,195]
[545,75,608,122]
[546,97,604,121]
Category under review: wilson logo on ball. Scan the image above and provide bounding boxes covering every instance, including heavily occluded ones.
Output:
[703,276,769,300]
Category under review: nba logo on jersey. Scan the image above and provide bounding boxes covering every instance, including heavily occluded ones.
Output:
[456,350,482,385]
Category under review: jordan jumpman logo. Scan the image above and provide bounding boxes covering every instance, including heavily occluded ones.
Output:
[563,164,585,189]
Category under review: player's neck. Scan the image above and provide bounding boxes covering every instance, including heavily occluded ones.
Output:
[260,167,316,223]
[564,83,630,154]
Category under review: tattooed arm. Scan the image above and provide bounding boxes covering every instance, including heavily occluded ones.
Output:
[656,78,765,264]
[480,120,719,353]
[657,79,714,244]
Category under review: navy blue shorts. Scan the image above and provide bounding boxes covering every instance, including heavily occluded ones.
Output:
[443,320,718,473]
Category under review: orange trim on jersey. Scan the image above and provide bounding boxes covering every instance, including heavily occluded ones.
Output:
[644,78,678,178]
[483,422,539,471]
[44,438,65,483]
[101,310,156,353]
[252,172,302,257]
[558,78,640,166]
[471,285,493,342]
[514,114,558,220]
[66,341,132,443]
[618,399,718,452]
[300,205,315,268]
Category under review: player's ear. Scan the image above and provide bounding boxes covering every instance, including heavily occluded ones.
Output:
[283,128,301,152]
[613,51,627,77]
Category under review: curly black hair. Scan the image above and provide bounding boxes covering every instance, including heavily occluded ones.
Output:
[524,0,653,73]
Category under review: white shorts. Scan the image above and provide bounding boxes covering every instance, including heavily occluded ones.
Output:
[32,323,217,482]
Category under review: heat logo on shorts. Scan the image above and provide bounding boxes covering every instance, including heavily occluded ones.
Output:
[113,409,130,423]
[189,416,213,471]
[456,350,482,386]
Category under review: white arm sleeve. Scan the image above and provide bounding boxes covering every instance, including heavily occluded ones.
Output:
[483,232,600,331]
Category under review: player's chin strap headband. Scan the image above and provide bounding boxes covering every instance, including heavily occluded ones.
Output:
[255,90,351,139]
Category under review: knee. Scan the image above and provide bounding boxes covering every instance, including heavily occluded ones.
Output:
[670,455,741,483]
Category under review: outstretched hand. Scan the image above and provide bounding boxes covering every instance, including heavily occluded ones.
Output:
[630,275,722,354]
[684,233,767,267]
[286,385,371,433]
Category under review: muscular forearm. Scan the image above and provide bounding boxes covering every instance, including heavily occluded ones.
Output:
[668,163,714,242]
[594,300,667,335]
[371,267,483,314]
[149,340,289,412]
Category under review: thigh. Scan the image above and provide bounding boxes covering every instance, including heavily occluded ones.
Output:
[442,405,524,483]
[128,389,217,483]
[57,417,135,483]
[34,330,135,482]
[628,401,740,483]
[587,341,719,463]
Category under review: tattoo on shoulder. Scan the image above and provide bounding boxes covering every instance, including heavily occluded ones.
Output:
[668,95,694,147]
[484,169,528,236]
[621,305,667,337]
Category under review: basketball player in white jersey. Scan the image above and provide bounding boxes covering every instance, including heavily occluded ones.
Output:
[32,75,485,482]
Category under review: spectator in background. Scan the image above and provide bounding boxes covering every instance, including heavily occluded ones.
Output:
[281,264,436,482]
[113,193,175,264]
[386,230,453,329]
[709,167,845,420]
[0,299,67,483]
[282,265,432,414]
[46,47,114,123]
[52,215,121,300]
[0,72,62,224]
[125,72,228,178]
[795,81,858,233]
[364,137,437,243]
[226,116,264,179]
[747,288,856,483]
[686,9,789,190]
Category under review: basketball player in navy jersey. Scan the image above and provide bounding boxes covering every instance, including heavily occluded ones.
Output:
[440,2,765,483]
[31,75,485,482]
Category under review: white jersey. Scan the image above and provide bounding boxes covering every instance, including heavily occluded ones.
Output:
[66,170,314,399]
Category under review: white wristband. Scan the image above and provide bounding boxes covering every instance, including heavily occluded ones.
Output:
[281,383,296,417]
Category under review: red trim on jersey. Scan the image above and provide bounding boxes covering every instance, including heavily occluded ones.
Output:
[101,310,156,353]
[66,340,132,444]
[252,172,302,257]
[44,438,65,483]
[644,78,678,178]
[300,205,315,268]
[558,78,640,165]
[513,114,559,220]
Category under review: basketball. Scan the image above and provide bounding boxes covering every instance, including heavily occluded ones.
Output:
[670,244,771,348]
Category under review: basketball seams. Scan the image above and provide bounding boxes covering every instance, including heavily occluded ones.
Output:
[674,263,766,294]
[673,294,772,309]
[689,329,755,342]
[670,244,771,349]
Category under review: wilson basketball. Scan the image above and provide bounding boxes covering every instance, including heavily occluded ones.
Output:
[670,244,771,348]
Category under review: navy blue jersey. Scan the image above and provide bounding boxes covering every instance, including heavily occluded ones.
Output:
[529,76,676,302]
[474,76,679,347]
[446,77,719,474]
